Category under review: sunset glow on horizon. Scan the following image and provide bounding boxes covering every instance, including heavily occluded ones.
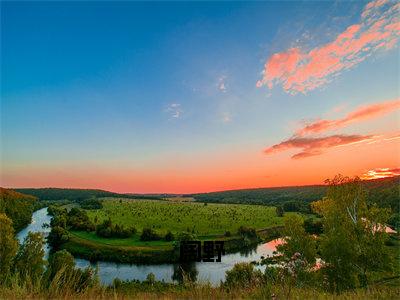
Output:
[1,0,399,194]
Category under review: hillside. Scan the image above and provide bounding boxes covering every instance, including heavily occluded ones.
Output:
[0,187,37,230]
[13,188,161,201]
[192,176,400,213]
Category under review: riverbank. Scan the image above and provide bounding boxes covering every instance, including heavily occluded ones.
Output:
[61,229,275,264]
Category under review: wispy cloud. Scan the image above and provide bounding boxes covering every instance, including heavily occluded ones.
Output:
[360,167,400,180]
[296,98,400,136]
[165,103,183,119]
[221,111,232,123]
[217,75,228,93]
[264,134,375,159]
[257,0,400,94]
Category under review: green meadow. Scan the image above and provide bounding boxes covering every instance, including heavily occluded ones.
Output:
[84,198,285,236]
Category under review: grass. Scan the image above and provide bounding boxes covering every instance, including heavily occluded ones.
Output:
[70,231,174,248]
[64,198,288,263]
[87,198,286,236]
[2,277,400,300]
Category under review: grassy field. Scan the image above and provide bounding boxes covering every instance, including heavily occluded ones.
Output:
[70,231,174,248]
[85,198,285,236]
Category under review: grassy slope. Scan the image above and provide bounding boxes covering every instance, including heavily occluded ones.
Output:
[191,176,400,206]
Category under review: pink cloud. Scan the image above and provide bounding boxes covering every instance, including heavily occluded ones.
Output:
[264,134,374,159]
[360,167,400,180]
[257,0,400,94]
[297,98,400,136]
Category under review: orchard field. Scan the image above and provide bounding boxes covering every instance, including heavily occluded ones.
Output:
[84,198,285,236]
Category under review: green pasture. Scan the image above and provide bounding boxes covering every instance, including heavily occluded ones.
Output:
[85,198,286,236]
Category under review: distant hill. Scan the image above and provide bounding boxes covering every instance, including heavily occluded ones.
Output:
[0,187,37,231]
[192,176,400,213]
[13,188,162,201]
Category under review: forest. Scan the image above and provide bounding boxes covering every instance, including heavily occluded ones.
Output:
[14,188,162,201]
[0,188,37,231]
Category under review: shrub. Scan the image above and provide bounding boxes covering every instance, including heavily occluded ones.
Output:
[238,226,257,238]
[224,262,264,290]
[303,218,323,235]
[48,226,70,249]
[140,228,161,241]
[67,208,95,231]
[96,219,135,238]
[80,198,103,210]
[165,231,175,241]
[177,231,197,242]
[276,206,284,217]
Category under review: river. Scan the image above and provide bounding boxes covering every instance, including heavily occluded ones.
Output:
[18,207,282,285]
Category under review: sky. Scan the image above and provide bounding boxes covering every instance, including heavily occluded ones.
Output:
[1,0,399,193]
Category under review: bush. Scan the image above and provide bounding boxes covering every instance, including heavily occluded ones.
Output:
[276,206,284,217]
[96,219,135,238]
[80,198,103,210]
[140,228,161,241]
[224,262,264,290]
[48,226,70,249]
[177,231,197,241]
[67,208,95,231]
[224,231,231,237]
[303,218,323,235]
[165,231,174,241]
[238,226,257,238]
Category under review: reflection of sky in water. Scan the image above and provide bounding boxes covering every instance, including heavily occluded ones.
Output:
[19,208,284,286]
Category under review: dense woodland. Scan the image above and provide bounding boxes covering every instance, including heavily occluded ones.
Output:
[0,188,37,231]
[14,188,162,201]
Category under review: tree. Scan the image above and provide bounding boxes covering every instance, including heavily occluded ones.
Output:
[224,262,264,290]
[140,228,161,241]
[276,206,284,217]
[237,226,257,238]
[303,217,323,234]
[14,232,46,282]
[0,188,37,231]
[277,215,316,264]
[312,175,392,291]
[172,263,198,284]
[145,272,156,285]
[46,249,96,293]
[47,226,69,249]
[0,213,18,281]
[165,231,174,241]
[47,249,75,280]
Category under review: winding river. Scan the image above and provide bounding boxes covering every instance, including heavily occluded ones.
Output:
[18,207,282,285]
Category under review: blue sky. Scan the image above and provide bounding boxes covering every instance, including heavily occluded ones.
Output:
[1,1,399,193]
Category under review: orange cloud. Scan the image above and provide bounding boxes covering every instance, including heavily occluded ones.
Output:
[257,0,400,94]
[360,167,400,180]
[264,134,375,159]
[297,98,400,136]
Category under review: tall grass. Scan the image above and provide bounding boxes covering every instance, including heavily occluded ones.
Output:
[1,273,399,299]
